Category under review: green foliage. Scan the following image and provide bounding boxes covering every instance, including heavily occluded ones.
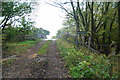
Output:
[57,39,118,78]
[56,26,76,44]
[17,40,39,45]
[56,2,118,55]
[3,26,30,42]
[37,40,51,55]
[2,2,32,17]
[52,36,56,39]
[69,56,111,78]
[1,1,32,32]
[2,22,49,42]
[1,1,46,43]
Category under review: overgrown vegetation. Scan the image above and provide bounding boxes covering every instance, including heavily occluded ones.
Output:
[3,40,40,58]
[53,1,120,78]
[37,40,52,55]
[57,39,119,78]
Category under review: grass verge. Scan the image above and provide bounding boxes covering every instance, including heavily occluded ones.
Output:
[3,39,41,58]
[37,40,52,55]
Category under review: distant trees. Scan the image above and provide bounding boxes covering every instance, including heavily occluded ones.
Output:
[31,27,50,39]
[2,23,50,42]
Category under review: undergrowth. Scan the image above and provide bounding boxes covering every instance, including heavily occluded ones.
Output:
[57,39,119,78]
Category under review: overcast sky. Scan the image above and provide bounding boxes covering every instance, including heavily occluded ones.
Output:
[31,0,66,39]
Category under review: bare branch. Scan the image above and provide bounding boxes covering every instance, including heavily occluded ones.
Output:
[77,1,85,26]
[45,1,73,16]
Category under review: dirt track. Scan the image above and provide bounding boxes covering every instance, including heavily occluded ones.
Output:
[2,40,69,78]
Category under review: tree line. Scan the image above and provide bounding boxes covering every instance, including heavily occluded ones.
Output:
[52,0,120,55]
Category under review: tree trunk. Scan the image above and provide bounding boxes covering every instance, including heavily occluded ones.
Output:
[1,16,10,31]
[70,0,80,48]
[85,2,88,43]
[102,2,110,55]
[91,2,95,49]
[108,13,116,45]
[116,1,120,54]
[102,23,108,55]
[95,37,100,51]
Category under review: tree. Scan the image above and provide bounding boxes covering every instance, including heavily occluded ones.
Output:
[49,0,118,55]
[0,2,32,31]
[116,1,120,54]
